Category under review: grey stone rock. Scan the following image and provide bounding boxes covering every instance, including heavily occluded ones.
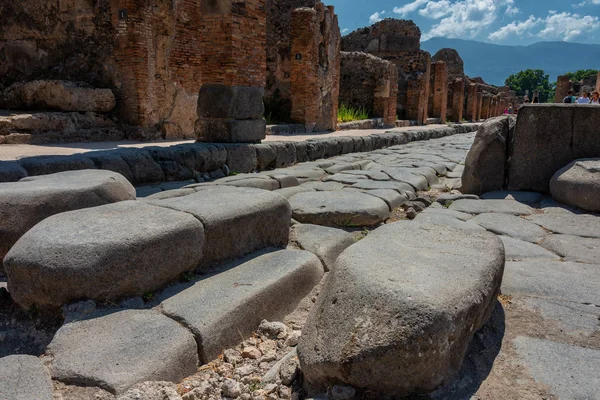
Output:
[513,337,600,400]
[435,194,479,207]
[381,167,429,190]
[0,355,53,400]
[0,161,27,182]
[420,207,474,221]
[324,163,358,175]
[268,174,299,189]
[467,213,548,243]
[540,234,600,264]
[0,169,135,263]
[353,188,407,211]
[273,142,298,168]
[413,212,486,231]
[323,173,366,185]
[480,191,546,204]
[350,179,414,195]
[4,201,204,308]
[117,150,165,184]
[263,348,298,384]
[298,221,505,396]
[221,177,279,191]
[117,381,182,400]
[147,186,290,267]
[144,188,196,200]
[300,181,346,191]
[275,186,316,199]
[340,170,390,181]
[196,118,266,143]
[289,191,390,227]
[550,158,600,212]
[19,155,96,177]
[526,213,600,239]
[160,249,323,362]
[48,310,198,394]
[223,144,258,173]
[498,236,560,261]
[89,154,134,182]
[256,143,277,170]
[449,199,534,215]
[197,84,264,120]
[291,223,355,271]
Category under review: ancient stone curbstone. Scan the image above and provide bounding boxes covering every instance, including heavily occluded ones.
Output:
[0,170,136,264]
[197,84,265,120]
[0,355,53,400]
[0,161,28,182]
[48,310,198,394]
[306,141,326,160]
[195,118,266,143]
[293,141,310,163]
[274,142,298,168]
[224,144,258,173]
[88,154,134,182]
[256,143,277,170]
[115,149,165,184]
[4,201,205,308]
[147,186,291,267]
[159,249,323,362]
[298,221,505,396]
[550,158,600,212]
[19,155,96,177]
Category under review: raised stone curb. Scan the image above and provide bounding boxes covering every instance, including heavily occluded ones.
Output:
[0,124,480,184]
[4,201,205,309]
[47,309,198,394]
[0,355,53,400]
[159,249,323,362]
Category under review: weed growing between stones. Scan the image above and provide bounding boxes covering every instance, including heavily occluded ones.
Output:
[337,103,370,123]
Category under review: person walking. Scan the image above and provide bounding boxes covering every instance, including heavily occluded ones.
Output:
[591,91,600,104]
[508,104,514,114]
[563,90,577,103]
[576,92,591,104]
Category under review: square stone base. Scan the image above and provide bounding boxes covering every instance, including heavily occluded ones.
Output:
[195,118,266,143]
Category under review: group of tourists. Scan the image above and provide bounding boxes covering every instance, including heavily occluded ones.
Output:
[563,90,600,104]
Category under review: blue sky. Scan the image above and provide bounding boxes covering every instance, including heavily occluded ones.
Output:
[328,0,600,44]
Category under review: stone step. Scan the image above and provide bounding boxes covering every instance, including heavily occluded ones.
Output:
[0,169,136,264]
[159,249,323,363]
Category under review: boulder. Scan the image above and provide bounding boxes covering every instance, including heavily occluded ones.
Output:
[291,224,355,271]
[160,249,323,362]
[147,186,291,267]
[1,80,116,112]
[4,201,205,308]
[461,116,515,195]
[550,158,600,212]
[0,355,53,400]
[0,170,135,263]
[298,221,505,396]
[48,310,198,394]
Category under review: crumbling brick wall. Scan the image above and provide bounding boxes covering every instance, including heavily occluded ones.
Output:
[290,5,340,132]
[430,61,448,122]
[339,52,398,127]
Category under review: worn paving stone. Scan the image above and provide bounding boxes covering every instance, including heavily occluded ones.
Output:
[48,310,198,394]
[413,212,486,231]
[159,249,323,362]
[347,188,407,211]
[467,213,548,243]
[289,190,390,227]
[420,207,474,221]
[291,224,355,271]
[0,355,53,400]
[380,167,429,190]
[350,179,414,196]
[300,181,346,191]
[339,170,390,181]
[275,186,316,199]
[513,337,600,400]
[480,191,546,204]
[322,174,367,185]
[449,199,534,215]
[299,221,504,396]
[147,186,291,267]
[499,236,560,261]
[435,193,479,207]
[540,234,600,264]
[550,158,600,213]
[520,297,600,335]
[526,213,600,239]
[4,201,204,309]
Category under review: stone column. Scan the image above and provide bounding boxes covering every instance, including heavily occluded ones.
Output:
[499,98,507,114]
[432,61,448,123]
[195,0,267,142]
[466,84,478,122]
[554,75,571,103]
[451,79,464,123]
[596,71,600,93]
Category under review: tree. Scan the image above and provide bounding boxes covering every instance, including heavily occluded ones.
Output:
[504,69,554,103]
[564,69,599,82]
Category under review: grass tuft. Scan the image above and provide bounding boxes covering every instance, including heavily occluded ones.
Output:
[338,103,370,123]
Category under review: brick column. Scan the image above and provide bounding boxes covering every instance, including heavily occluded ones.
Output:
[499,98,507,114]
[432,61,448,123]
[196,0,267,142]
[481,95,491,120]
[373,64,399,127]
[554,75,571,103]
[466,84,478,121]
[407,73,428,124]
[476,88,484,121]
[451,79,464,123]
[596,72,600,93]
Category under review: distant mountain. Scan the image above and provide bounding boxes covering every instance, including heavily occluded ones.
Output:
[421,37,600,86]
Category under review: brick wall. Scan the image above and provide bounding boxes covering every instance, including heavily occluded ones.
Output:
[431,61,448,122]
[466,84,478,121]
[554,75,571,103]
[451,79,464,122]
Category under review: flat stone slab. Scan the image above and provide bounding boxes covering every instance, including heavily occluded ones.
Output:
[48,309,198,394]
[526,213,600,239]
[160,249,323,362]
[291,224,355,271]
[0,169,135,261]
[0,355,53,400]
[148,186,291,267]
[540,234,600,264]
[513,336,600,400]
[467,213,548,243]
[480,191,546,204]
[550,158,600,212]
[4,201,204,309]
[299,221,504,396]
[350,179,415,196]
[449,199,534,215]
[289,191,390,227]
[499,236,560,261]
[300,181,346,191]
[420,207,474,221]
[414,212,485,231]
[381,167,429,190]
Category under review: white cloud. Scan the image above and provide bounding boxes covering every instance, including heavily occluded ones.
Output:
[369,10,386,24]
[393,0,429,17]
[418,0,452,19]
[505,5,520,16]
[342,28,349,34]
[574,0,600,7]
[488,15,540,41]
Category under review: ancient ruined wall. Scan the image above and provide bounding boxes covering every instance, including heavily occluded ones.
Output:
[290,5,341,132]
[466,84,478,121]
[451,79,464,122]
[432,48,465,83]
[555,76,571,102]
[339,52,398,127]
[430,61,448,122]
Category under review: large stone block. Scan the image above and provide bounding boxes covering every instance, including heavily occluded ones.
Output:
[48,310,198,394]
[0,355,53,400]
[19,155,96,176]
[0,170,135,263]
[550,158,600,212]
[298,221,505,396]
[195,118,266,143]
[0,161,27,182]
[197,84,265,120]
[147,186,291,267]
[4,201,205,309]
[160,249,323,362]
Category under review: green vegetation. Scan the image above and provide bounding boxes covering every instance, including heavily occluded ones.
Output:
[337,103,370,123]
[564,69,599,83]
[181,271,195,283]
[142,291,155,303]
[504,69,554,103]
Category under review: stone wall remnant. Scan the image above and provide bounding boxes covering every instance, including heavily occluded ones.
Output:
[430,61,448,122]
[290,5,341,132]
[451,79,465,122]
[466,84,478,121]
[432,48,465,82]
[554,75,571,103]
[339,52,399,127]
